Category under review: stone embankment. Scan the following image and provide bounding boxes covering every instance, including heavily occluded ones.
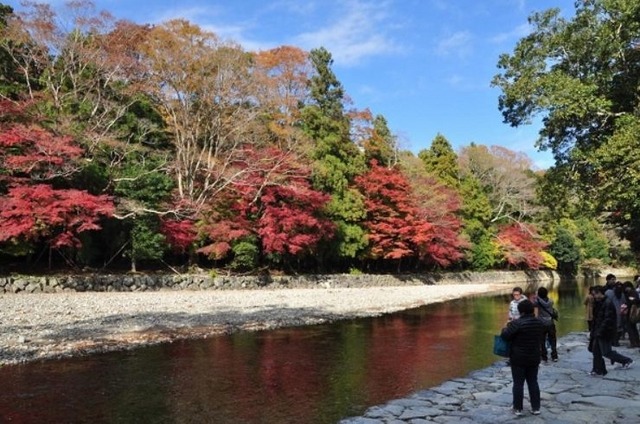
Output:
[0,270,559,293]
[340,332,640,424]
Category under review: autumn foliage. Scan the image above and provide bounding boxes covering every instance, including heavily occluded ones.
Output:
[355,160,466,267]
[0,1,579,273]
[0,185,113,248]
[495,223,547,269]
[198,147,334,262]
[160,219,196,254]
[0,106,114,250]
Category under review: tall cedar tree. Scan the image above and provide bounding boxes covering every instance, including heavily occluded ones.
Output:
[301,47,366,263]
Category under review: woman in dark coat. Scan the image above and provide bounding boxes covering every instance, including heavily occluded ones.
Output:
[501,299,545,416]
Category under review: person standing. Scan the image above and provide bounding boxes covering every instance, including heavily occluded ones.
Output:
[501,299,545,416]
[508,287,526,322]
[584,286,596,333]
[593,285,634,372]
[589,286,607,376]
[606,282,626,346]
[622,281,640,348]
[534,287,558,362]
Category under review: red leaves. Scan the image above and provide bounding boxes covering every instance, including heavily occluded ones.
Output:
[355,160,466,267]
[0,124,83,182]
[355,161,417,261]
[0,108,114,249]
[0,184,114,248]
[258,183,334,256]
[496,223,547,269]
[160,219,196,254]
[198,147,334,260]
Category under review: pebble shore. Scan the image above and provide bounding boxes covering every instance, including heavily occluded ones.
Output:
[0,284,505,366]
[340,332,640,423]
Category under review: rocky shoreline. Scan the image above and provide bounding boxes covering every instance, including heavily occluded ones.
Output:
[0,283,508,366]
[340,332,640,423]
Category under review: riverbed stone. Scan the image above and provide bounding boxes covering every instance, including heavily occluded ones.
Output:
[398,406,441,419]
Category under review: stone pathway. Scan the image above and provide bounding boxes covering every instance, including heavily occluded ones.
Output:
[339,332,640,423]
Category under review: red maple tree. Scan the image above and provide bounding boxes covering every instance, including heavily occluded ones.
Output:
[495,223,547,269]
[258,182,334,256]
[355,160,466,268]
[0,106,114,251]
[409,173,467,267]
[160,218,197,254]
[198,147,334,261]
[0,184,114,248]
[355,161,417,261]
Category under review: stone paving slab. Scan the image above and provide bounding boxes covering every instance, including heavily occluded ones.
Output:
[340,332,640,423]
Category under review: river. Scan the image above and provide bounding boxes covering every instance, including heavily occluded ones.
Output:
[0,278,595,423]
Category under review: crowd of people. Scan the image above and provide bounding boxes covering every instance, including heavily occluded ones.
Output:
[499,274,640,417]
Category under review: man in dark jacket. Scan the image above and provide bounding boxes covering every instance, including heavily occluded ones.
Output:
[593,285,633,372]
[589,286,608,376]
[501,299,545,416]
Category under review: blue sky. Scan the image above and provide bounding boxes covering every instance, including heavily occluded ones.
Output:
[9,0,577,169]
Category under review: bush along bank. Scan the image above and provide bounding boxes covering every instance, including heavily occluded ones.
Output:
[0,270,560,294]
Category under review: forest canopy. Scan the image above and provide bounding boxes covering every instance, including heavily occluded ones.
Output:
[0,1,636,274]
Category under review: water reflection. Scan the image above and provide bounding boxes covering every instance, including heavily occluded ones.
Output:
[0,279,597,424]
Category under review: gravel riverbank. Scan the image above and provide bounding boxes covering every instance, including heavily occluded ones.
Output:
[0,283,506,366]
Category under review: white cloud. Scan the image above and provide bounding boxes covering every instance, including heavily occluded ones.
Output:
[435,31,473,58]
[292,0,403,66]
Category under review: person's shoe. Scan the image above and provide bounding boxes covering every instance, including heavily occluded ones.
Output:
[552,358,558,362]
[621,360,634,369]
[532,410,541,415]
[513,409,523,416]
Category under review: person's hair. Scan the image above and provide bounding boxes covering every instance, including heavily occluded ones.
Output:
[594,285,606,294]
[518,299,534,315]
[537,286,548,298]
[606,273,616,281]
[512,286,523,294]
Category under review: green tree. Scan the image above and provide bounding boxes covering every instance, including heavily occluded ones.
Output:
[301,47,367,266]
[492,0,640,252]
[112,153,175,271]
[0,3,23,98]
[364,114,397,167]
[464,220,497,271]
[576,217,610,264]
[418,133,459,188]
[550,226,581,275]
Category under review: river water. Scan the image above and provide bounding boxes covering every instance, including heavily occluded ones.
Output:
[1,278,596,423]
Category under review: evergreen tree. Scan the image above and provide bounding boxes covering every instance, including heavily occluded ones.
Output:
[365,114,397,167]
[301,47,367,266]
[418,133,459,188]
